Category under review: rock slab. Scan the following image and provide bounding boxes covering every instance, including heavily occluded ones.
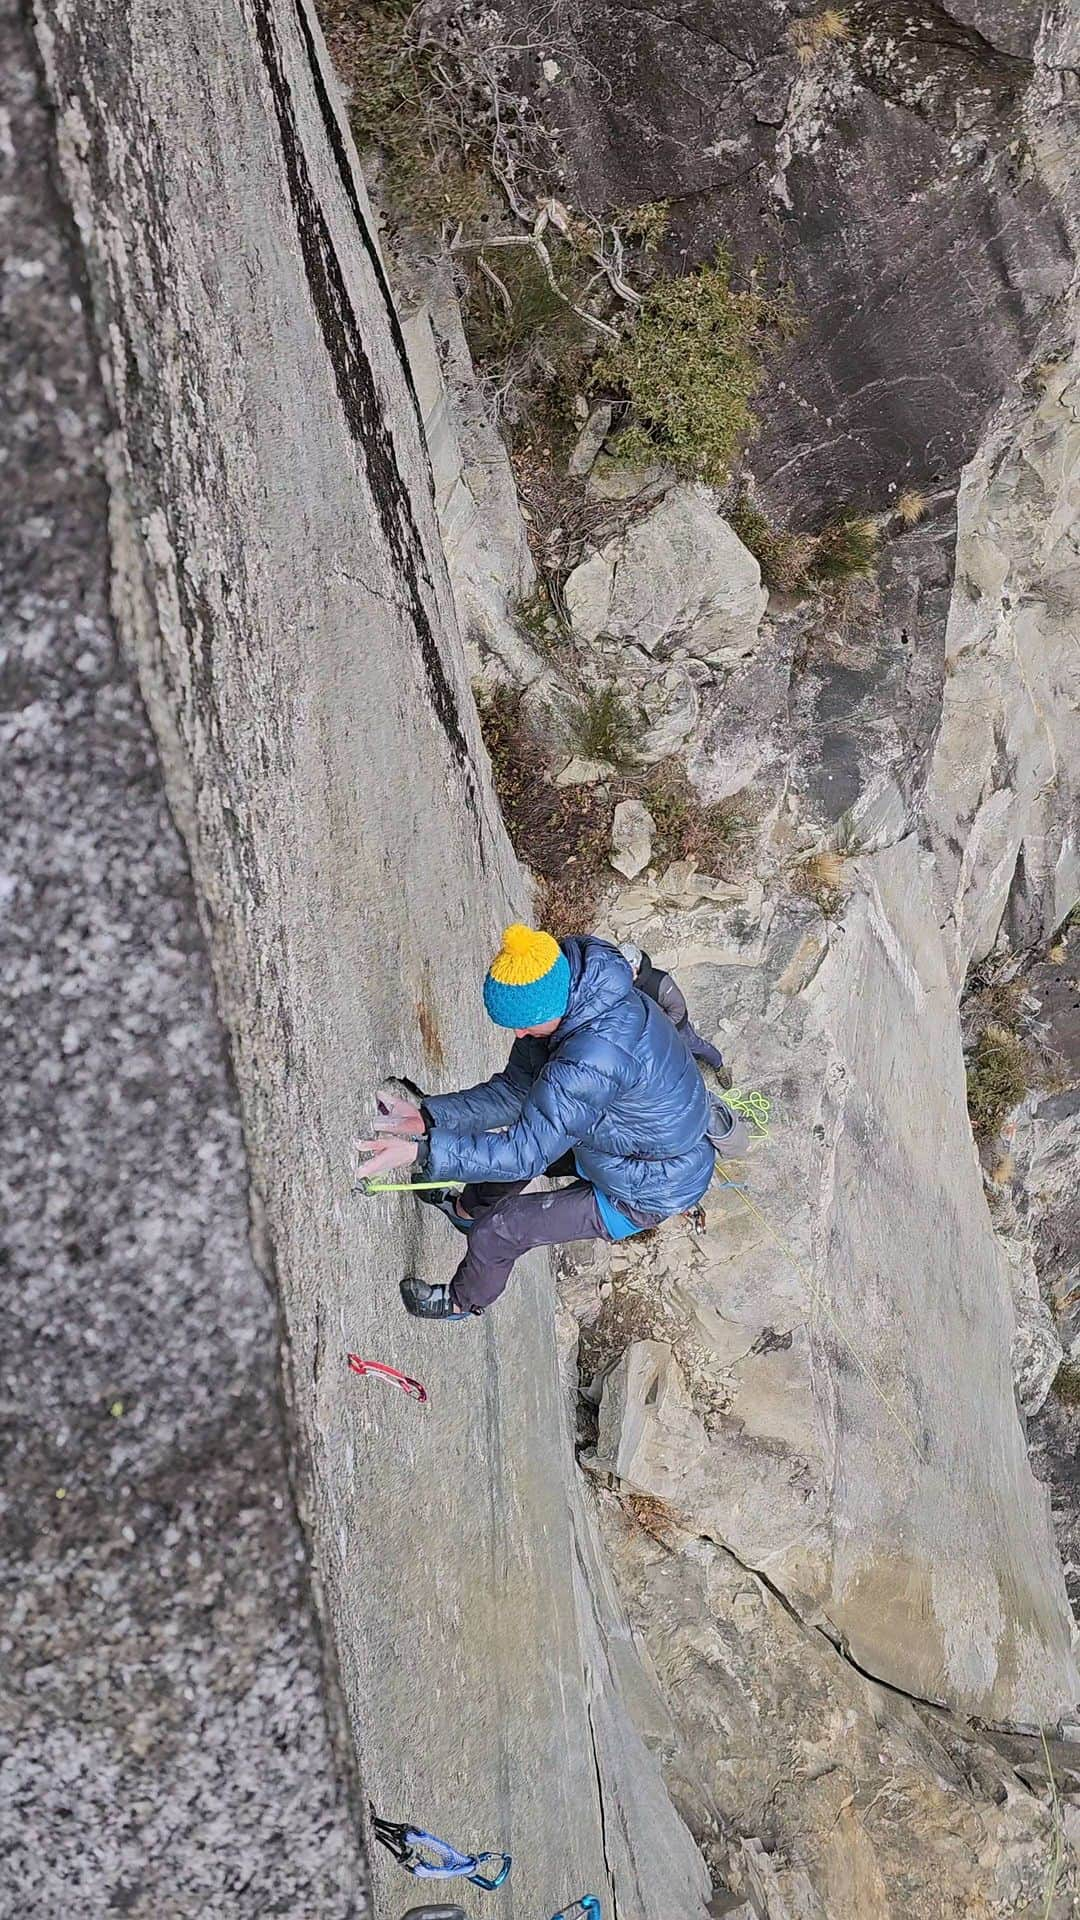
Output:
[28,2,711,1915]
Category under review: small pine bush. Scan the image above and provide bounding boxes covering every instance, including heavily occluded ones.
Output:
[594,252,794,488]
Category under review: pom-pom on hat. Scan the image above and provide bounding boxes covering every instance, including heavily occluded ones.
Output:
[483,923,571,1030]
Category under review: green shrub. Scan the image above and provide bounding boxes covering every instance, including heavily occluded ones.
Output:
[616,201,670,252]
[1051,1361,1080,1409]
[593,252,794,487]
[965,1025,1033,1138]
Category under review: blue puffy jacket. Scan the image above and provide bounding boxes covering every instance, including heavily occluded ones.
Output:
[423,937,715,1219]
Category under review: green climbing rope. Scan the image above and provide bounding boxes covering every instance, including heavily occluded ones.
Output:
[724,1086,772,1139]
[362,1179,466,1193]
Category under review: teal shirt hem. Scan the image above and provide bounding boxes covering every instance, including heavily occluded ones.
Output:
[575,1157,644,1239]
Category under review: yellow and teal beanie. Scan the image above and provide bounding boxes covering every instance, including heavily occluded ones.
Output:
[483,923,571,1029]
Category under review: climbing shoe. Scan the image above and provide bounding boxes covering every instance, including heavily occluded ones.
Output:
[399,1278,473,1320]
[416,1187,473,1234]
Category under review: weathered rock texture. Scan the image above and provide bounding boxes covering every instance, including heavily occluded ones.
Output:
[597,1491,1080,1920]
[600,834,1079,1721]
[25,0,709,1914]
[518,0,1075,513]
[926,340,1080,975]
[0,3,364,1910]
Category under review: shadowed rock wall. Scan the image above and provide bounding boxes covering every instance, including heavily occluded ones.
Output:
[26,0,709,1913]
[0,1,364,1910]
[512,0,1074,514]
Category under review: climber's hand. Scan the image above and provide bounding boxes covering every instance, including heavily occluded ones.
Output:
[373,1089,426,1137]
[355,1135,420,1180]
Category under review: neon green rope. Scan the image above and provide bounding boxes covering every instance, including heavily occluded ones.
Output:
[724,1086,772,1140]
[363,1179,466,1192]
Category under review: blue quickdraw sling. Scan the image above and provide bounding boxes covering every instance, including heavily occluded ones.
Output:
[370,1804,511,1890]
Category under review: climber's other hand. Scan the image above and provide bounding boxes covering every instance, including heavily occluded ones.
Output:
[372,1089,426,1137]
[355,1135,420,1179]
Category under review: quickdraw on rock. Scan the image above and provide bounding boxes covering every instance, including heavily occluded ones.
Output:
[370,1805,511,1890]
[347,1355,428,1403]
[550,1900,601,1920]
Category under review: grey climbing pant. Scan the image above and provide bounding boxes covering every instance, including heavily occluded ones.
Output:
[448,1152,661,1313]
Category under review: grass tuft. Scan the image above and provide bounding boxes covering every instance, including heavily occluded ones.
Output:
[463,242,594,384]
[965,1023,1034,1138]
[729,499,821,594]
[641,760,754,875]
[791,8,851,62]
[513,586,567,661]
[792,848,847,917]
[730,498,881,595]
[896,487,928,526]
[571,683,638,766]
[593,252,795,489]
[808,513,880,584]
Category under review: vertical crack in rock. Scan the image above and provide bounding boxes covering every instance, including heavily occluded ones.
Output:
[288,0,424,427]
[249,0,485,850]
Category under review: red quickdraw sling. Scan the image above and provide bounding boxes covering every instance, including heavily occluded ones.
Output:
[347,1354,428,1403]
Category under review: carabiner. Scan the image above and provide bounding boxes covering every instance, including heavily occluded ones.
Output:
[405,1828,511,1889]
[551,1901,601,1920]
[467,1852,512,1890]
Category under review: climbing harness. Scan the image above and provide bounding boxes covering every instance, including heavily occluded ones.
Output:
[723,1085,772,1139]
[714,1162,922,1457]
[550,1901,601,1920]
[347,1354,428,1404]
[370,1806,511,1890]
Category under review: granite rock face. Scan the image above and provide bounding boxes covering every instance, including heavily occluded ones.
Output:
[25,1,709,1915]
[926,341,1080,977]
[0,4,364,1911]
[599,1493,1080,1920]
[565,486,767,661]
[601,837,1079,1723]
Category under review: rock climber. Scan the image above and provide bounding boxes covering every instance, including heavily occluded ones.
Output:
[355,924,732,1322]
[617,941,732,1084]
